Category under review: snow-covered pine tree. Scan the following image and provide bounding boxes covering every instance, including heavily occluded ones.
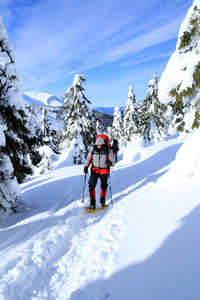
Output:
[158,1,200,133]
[61,74,97,164]
[137,101,143,121]
[40,107,52,137]
[139,74,167,143]
[96,120,102,135]
[106,126,112,139]
[0,16,41,183]
[52,126,62,154]
[0,119,21,213]
[122,85,139,142]
[36,107,55,174]
[111,107,122,143]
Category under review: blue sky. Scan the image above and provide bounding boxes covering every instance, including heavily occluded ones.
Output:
[0,0,193,107]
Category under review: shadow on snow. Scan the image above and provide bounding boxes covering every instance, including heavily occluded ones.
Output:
[110,143,183,204]
[70,204,200,300]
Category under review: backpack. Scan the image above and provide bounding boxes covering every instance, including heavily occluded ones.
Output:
[112,139,118,147]
[112,139,119,152]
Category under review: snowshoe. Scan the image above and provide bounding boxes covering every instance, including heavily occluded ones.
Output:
[100,204,108,210]
[86,205,98,213]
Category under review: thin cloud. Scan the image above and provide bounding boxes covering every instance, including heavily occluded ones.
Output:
[0,0,193,99]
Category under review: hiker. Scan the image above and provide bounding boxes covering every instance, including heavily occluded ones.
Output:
[84,135,115,210]
[112,139,119,162]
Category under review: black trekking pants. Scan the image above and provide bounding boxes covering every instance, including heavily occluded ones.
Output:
[88,171,108,194]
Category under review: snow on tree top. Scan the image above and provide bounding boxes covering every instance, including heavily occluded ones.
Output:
[0,16,24,110]
[0,16,10,46]
[128,85,134,98]
[149,74,157,86]
[178,0,200,45]
[73,74,85,86]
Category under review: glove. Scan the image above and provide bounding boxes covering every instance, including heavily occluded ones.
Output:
[84,166,88,174]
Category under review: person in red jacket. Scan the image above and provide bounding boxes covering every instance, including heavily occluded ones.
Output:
[84,136,115,210]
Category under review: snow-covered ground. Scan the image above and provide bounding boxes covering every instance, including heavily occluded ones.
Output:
[1,130,200,300]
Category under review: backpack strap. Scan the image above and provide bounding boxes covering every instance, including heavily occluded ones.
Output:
[91,147,95,156]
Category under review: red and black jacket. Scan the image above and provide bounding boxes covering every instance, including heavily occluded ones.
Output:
[85,145,115,175]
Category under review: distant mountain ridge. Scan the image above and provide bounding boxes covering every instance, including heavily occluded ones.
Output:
[92,106,123,115]
[23,91,63,107]
[23,91,114,130]
[23,91,123,115]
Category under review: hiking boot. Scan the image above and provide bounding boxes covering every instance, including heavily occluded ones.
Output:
[100,197,105,205]
[89,204,96,210]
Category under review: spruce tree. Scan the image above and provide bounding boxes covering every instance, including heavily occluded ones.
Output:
[36,107,53,174]
[61,74,97,164]
[123,85,139,142]
[0,16,41,183]
[96,120,102,135]
[106,126,112,139]
[52,126,62,154]
[0,120,21,212]
[139,74,167,142]
[111,107,122,143]
[40,107,52,137]
[158,4,200,133]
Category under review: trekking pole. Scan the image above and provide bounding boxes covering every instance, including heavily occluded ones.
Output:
[82,173,87,203]
[108,172,113,206]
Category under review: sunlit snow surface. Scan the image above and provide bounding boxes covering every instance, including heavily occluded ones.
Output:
[1,129,200,300]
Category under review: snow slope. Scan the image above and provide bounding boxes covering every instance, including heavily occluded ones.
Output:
[1,131,200,300]
[23,91,63,107]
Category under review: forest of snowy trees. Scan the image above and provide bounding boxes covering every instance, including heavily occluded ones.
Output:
[1,2,200,214]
